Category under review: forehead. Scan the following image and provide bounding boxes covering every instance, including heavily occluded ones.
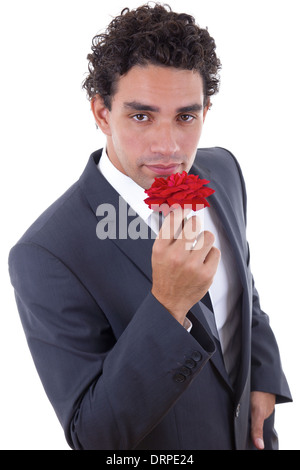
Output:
[111,64,205,109]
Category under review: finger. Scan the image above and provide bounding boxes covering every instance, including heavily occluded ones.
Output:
[251,413,265,450]
[192,230,215,257]
[159,206,191,242]
[180,215,202,250]
[203,246,221,271]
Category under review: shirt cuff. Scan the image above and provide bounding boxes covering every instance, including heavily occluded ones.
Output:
[183,317,193,333]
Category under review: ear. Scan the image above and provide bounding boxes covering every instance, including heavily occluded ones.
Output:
[91,95,112,136]
[203,98,211,123]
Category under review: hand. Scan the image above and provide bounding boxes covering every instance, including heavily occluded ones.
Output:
[151,208,221,325]
[251,391,276,450]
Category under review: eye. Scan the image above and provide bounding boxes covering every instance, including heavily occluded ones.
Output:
[179,114,195,122]
[132,114,149,122]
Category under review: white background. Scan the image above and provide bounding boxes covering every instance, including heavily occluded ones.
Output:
[0,0,299,450]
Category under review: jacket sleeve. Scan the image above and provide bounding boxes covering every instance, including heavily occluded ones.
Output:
[9,241,215,450]
[250,272,292,403]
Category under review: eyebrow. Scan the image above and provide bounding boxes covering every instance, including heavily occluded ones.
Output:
[176,104,203,113]
[123,101,203,113]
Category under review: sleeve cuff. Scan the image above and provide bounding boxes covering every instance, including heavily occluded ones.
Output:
[183,316,193,333]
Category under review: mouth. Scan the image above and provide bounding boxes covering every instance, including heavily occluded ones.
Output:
[144,163,181,176]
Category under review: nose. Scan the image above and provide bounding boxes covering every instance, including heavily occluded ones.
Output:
[150,122,180,157]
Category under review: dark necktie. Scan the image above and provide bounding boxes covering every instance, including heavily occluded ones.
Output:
[199,291,220,342]
[158,211,164,231]
[199,292,227,370]
[201,291,213,312]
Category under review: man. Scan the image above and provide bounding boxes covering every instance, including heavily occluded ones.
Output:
[9,4,291,450]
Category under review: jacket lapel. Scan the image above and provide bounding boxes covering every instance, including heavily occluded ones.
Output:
[191,159,248,287]
[79,149,155,283]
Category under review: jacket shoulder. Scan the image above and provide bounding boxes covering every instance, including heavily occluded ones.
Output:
[194,147,248,221]
[195,147,244,178]
[13,182,81,247]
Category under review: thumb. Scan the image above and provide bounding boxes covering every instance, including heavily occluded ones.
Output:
[251,413,265,450]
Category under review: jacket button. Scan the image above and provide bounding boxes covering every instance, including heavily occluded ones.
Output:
[179,366,192,377]
[173,373,186,383]
[235,404,241,418]
[191,351,202,362]
[185,358,196,369]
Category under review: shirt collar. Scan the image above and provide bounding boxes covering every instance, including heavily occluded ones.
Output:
[98,149,153,222]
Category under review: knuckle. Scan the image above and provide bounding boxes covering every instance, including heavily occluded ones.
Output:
[211,246,221,260]
[202,259,218,281]
[152,240,160,255]
[170,250,185,268]
[203,230,215,246]
[152,239,165,258]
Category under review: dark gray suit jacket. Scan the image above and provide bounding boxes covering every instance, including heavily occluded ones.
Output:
[9,147,292,450]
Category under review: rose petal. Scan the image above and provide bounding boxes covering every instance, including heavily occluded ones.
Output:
[144,171,214,211]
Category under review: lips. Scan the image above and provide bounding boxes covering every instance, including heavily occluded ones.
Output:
[145,163,181,175]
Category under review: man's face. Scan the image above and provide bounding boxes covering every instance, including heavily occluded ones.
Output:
[92,64,209,189]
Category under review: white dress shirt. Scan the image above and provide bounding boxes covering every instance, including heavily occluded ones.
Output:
[98,150,242,380]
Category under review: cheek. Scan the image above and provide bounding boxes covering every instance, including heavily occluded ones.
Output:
[118,128,149,162]
[114,119,142,148]
[179,124,203,152]
[111,124,132,154]
[111,130,142,173]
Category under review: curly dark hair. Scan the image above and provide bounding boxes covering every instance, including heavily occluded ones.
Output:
[82,3,221,109]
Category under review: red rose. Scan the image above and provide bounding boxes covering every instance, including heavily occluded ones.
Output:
[144,171,215,214]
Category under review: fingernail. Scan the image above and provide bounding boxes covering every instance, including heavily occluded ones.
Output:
[255,438,265,450]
